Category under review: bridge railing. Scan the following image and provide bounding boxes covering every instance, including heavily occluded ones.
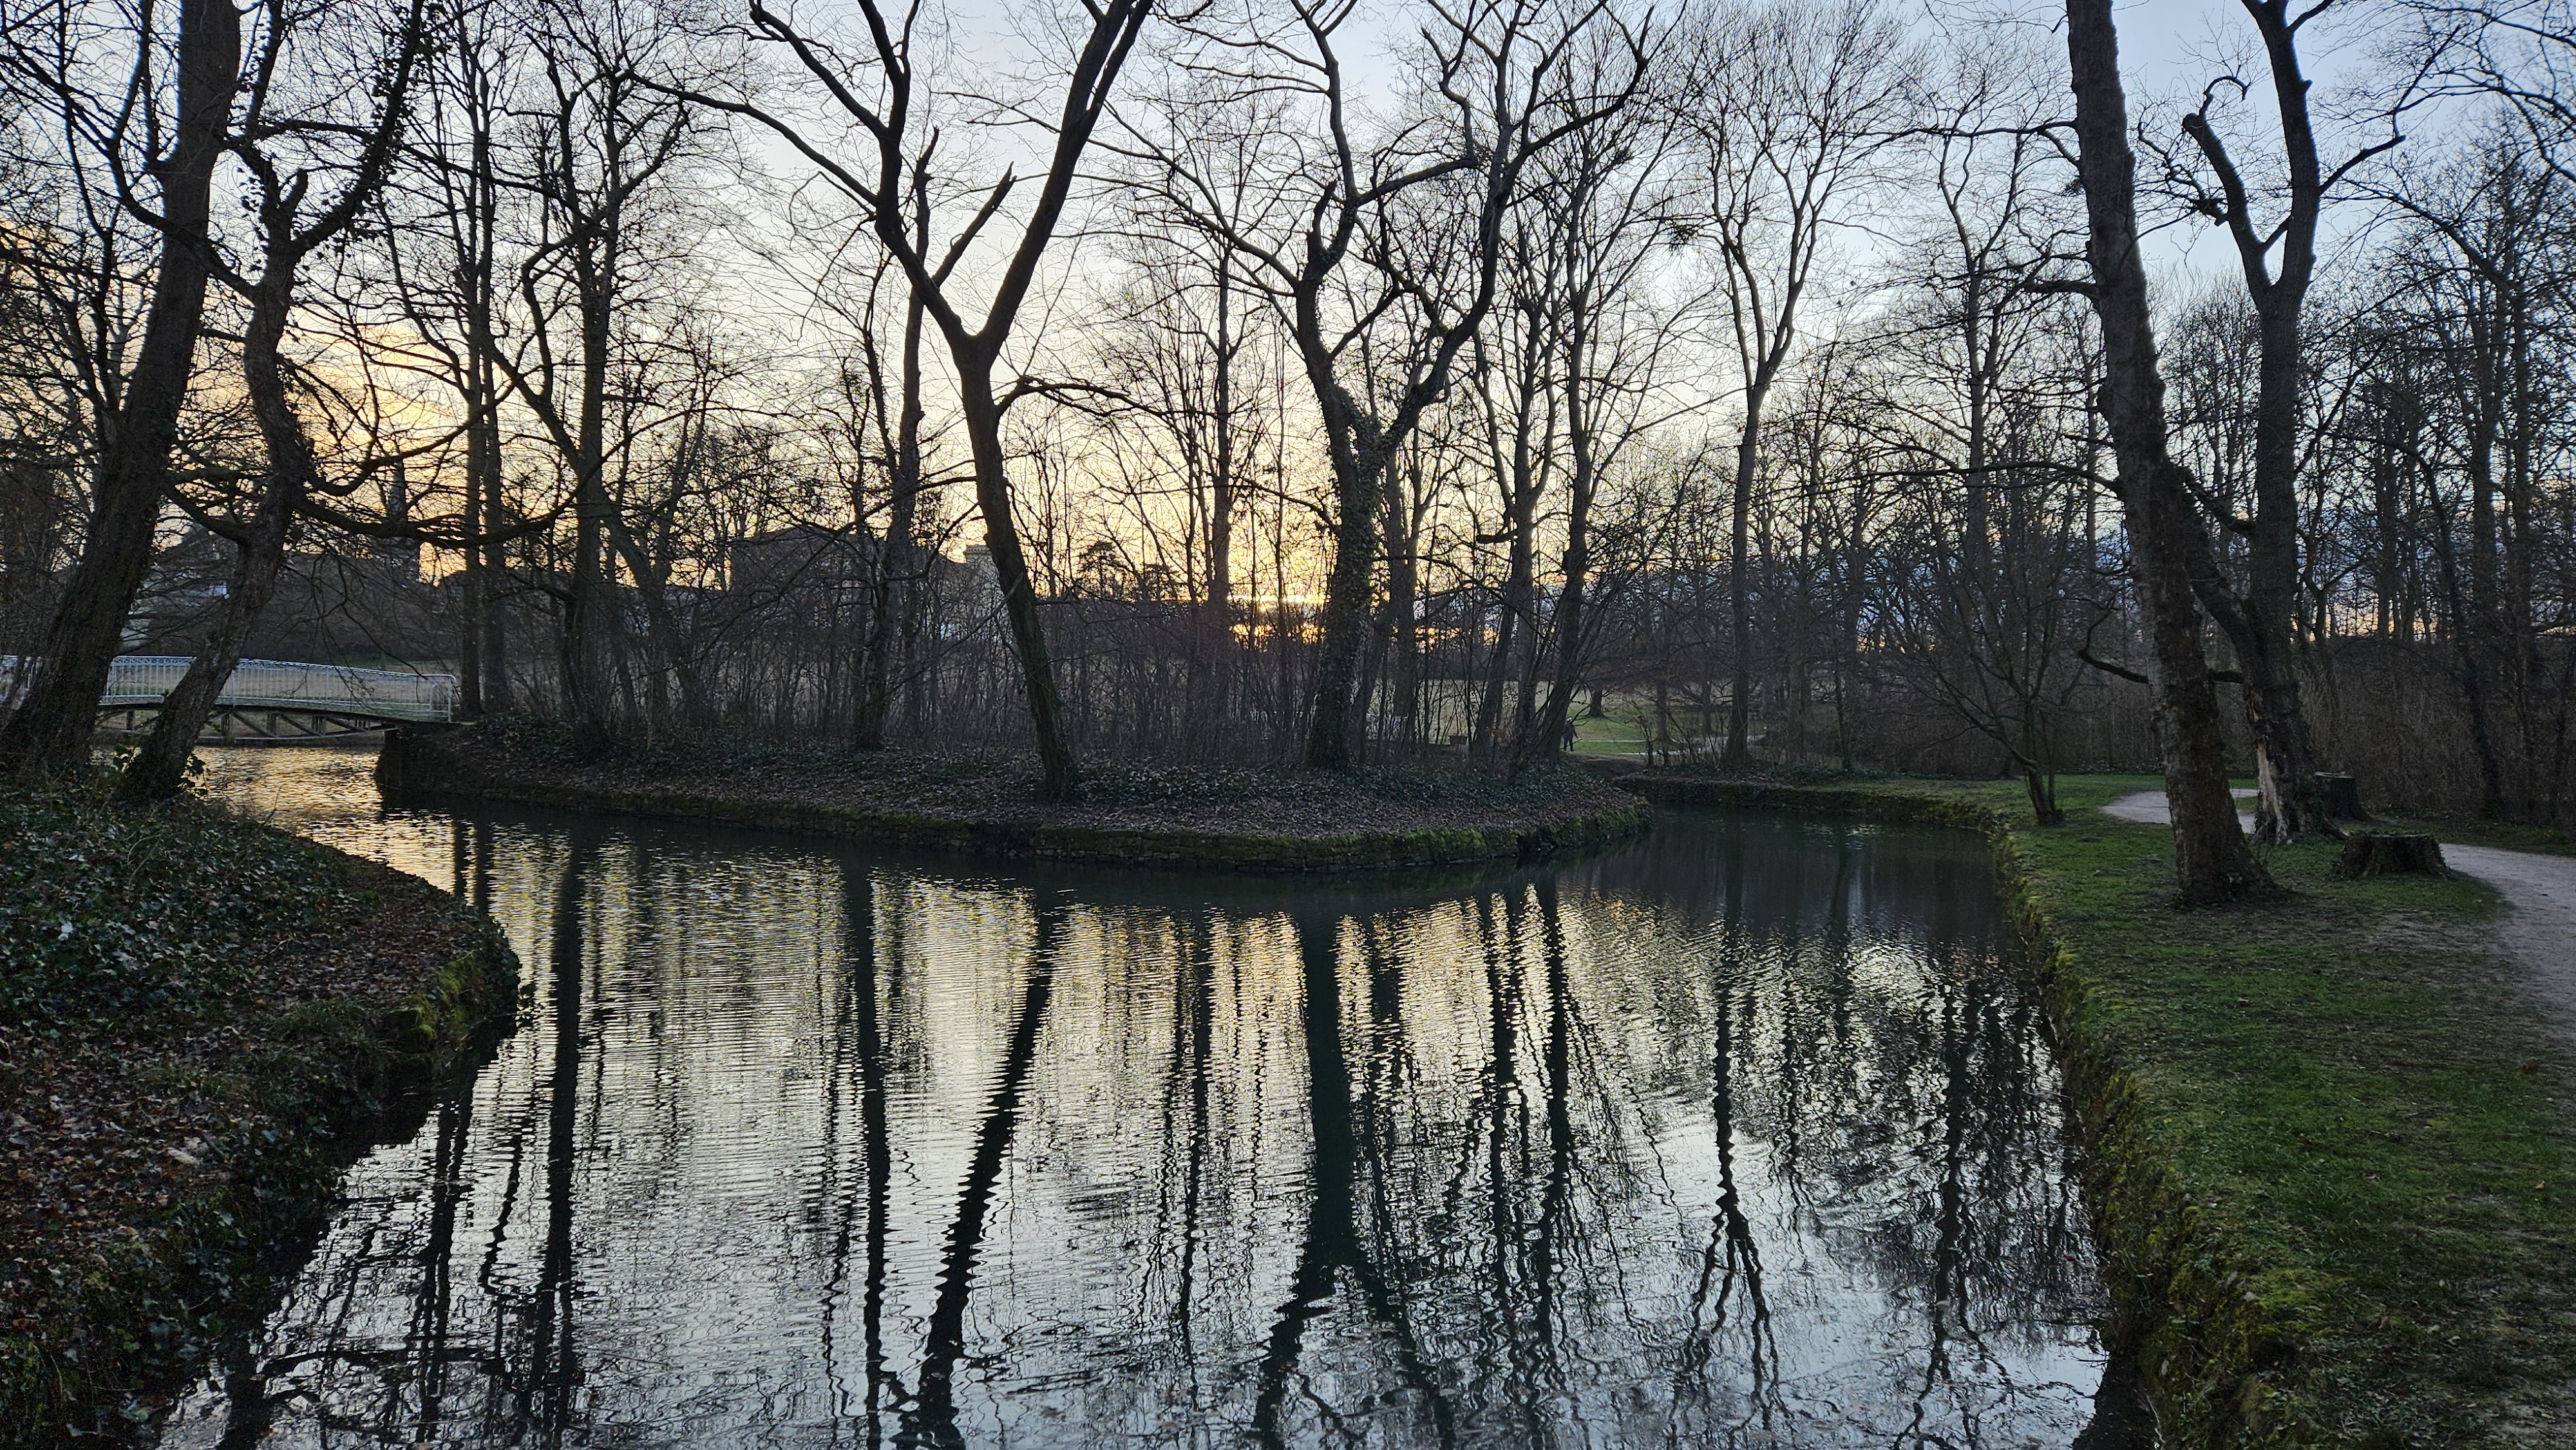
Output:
[1,655,456,723]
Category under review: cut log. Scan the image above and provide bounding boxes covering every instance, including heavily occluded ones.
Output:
[2315,772,2367,821]
[2333,832,2445,880]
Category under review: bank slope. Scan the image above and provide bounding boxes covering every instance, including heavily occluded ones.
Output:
[1627,771,2576,1450]
[380,717,1649,871]
[0,787,518,1447]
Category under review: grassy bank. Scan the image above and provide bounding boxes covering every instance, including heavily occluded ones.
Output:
[0,786,517,1447]
[381,715,1649,871]
[2378,810,2576,860]
[1629,769,2576,1449]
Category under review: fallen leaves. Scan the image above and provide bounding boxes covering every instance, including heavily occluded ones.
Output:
[1,783,493,1411]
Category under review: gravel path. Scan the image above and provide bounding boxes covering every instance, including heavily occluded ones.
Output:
[2103,789,2576,1030]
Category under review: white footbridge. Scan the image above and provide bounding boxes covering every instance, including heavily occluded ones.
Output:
[5,655,457,740]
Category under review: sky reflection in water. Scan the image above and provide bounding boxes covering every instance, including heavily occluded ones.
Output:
[165,747,2107,1449]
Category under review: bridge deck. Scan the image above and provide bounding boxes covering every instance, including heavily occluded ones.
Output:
[5,656,457,724]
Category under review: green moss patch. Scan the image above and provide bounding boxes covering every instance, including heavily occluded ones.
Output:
[1625,770,2576,1449]
[1,786,518,1447]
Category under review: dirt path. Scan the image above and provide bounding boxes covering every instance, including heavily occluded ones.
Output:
[2103,789,2576,1030]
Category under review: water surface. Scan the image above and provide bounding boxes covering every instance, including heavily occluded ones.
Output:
[168,746,2109,1449]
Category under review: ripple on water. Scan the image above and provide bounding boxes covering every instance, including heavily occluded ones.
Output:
[158,743,2114,1449]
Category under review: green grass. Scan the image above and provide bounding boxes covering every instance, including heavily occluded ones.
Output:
[1565,707,1723,757]
[2026,777,2575,1446]
[1626,767,2576,1446]
[2376,810,2576,860]
[1564,711,1647,755]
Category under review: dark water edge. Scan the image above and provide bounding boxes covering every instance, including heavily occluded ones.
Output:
[153,745,2151,1449]
[2071,1344,2159,1450]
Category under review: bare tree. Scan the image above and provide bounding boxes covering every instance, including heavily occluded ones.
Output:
[0,0,239,779]
[1673,0,1911,768]
[374,0,519,717]
[1086,154,1281,752]
[1128,0,1642,768]
[688,0,1162,800]
[1463,50,1692,775]
[2063,0,2269,900]
[1519,70,1696,774]
[1857,24,2105,824]
[2153,0,2420,839]
[0,91,154,674]
[113,0,433,800]
[487,0,709,746]
[2357,124,2576,822]
[832,238,942,752]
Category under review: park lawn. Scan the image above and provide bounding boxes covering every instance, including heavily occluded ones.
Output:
[1931,772,2575,1445]
[1568,712,1651,755]
[2376,808,2576,860]
[1565,703,1734,758]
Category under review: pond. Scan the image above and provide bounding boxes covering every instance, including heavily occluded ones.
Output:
[164,745,2118,1449]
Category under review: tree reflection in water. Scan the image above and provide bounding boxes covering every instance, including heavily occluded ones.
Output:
[156,777,2108,1450]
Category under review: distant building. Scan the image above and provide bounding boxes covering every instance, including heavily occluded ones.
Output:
[729,524,868,600]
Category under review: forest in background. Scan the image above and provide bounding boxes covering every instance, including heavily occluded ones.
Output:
[3,0,2573,845]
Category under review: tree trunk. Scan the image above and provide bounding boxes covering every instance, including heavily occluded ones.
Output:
[0,0,237,781]
[2334,832,2445,879]
[1472,596,1515,767]
[855,263,929,751]
[460,164,506,716]
[1353,599,1390,765]
[1515,328,1599,777]
[1653,675,1671,766]
[957,353,1077,800]
[115,276,308,802]
[604,510,712,727]
[1197,264,1238,753]
[481,463,513,713]
[459,471,485,721]
[2065,0,2270,902]
[559,245,616,747]
[2179,0,2337,843]
[1302,432,1387,770]
[2238,639,2328,840]
[2225,281,2333,842]
[2023,766,2064,827]
[0,462,64,655]
[1722,386,1768,768]
[1383,462,1421,758]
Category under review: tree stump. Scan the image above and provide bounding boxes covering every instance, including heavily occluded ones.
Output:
[2333,832,2445,879]
[2315,772,2367,821]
